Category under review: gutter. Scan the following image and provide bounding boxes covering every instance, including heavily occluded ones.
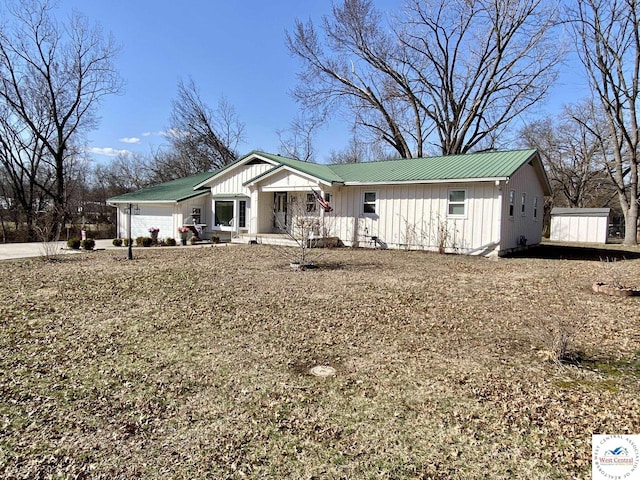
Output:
[342,177,509,186]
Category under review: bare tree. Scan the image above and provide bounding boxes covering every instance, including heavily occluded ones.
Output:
[277,112,325,162]
[327,132,389,164]
[93,152,153,197]
[167,78,244,175]
[569,0,640,244]
[521,100,616,209]
[0,102,53,240]
[287,0,562,158]
[0,0,122,238]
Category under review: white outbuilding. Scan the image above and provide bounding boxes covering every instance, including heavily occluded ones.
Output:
[550,208,610,244]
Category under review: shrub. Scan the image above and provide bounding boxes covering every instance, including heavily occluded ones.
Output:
[142,237,153,247]
[81,238,95,251]
[112,238,123,247]
[67,237,81,250]
[211,235,220,244]
[164,237,177,246]
[135,236,145,247]
[190,236,200,245]
[123,238,130,247]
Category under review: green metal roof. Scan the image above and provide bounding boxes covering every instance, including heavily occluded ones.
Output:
[108,149,548,204]
[254,152,344,184]
[328,149,539,183]
[107,171,216,203]
[204,149,541,187]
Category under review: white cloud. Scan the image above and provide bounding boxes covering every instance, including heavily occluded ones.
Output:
[119,137,141,144]
[160,128,189,139]
[142,132,152,137]
[88,147,132,157]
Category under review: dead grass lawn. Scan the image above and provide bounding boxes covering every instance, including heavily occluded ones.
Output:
[1,245,639,479]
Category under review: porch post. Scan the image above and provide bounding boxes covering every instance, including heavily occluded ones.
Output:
[127,203,133,260]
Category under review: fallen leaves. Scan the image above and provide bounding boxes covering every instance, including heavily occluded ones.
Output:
[0,245,638,478]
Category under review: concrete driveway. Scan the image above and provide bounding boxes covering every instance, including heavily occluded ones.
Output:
[0,239,116,261]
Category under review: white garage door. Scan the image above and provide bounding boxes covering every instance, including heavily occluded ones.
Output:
[130,206,174,239]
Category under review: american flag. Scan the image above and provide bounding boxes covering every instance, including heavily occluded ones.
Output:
[312,189,333,212]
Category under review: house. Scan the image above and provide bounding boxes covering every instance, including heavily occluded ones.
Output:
[108,172,216,241]
[108,149,551,256]
[550,208,610,244]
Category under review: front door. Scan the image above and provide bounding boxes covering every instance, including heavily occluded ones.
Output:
[273,192,288,232]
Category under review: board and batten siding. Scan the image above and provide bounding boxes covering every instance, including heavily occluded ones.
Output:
[207,162,274,234]
[116,198,211,240]
[550,208,609,243]
[117,203,178,239]
[208,163,272,196]
[257,169,322,192]
[327,182,501,254]
[500,160,546,252]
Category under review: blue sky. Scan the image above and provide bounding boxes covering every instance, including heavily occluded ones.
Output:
[57,0,369,163]
[57,0,587,165]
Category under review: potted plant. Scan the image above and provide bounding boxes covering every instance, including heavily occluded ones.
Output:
[148,227,160,244]
[178,226,190,245]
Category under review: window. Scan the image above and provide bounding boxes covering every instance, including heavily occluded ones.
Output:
[363,192,377,214]
[191,207,201,224]
[447,189,466,216]
[533,196,538,220]
[215,200,234,227]
[238,200,246,228]
[521,193,527,216]
[509,190,516,218]
[306,193,317,213]
[324,193,331,203]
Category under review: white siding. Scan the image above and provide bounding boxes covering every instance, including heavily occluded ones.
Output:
[207,154,547,256]
[117,204,177,239]
[550,215,608,243]
[258,169,321,191]
[209,163,272,195]
[325,182,502,254]
[257,191,275,233]
[500,161,546,252]
[207,163,273,235]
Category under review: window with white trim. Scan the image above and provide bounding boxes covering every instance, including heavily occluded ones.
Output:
[238,200,247,228]
[306,193,317,213]
[533,196,538,220]
[447,189,466,217]
[214,198,249,229]
[508,190,516,218]
[214,201,234,227]
[363,191,377,215]
[521,193,527,216]
[191,207,201,224]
